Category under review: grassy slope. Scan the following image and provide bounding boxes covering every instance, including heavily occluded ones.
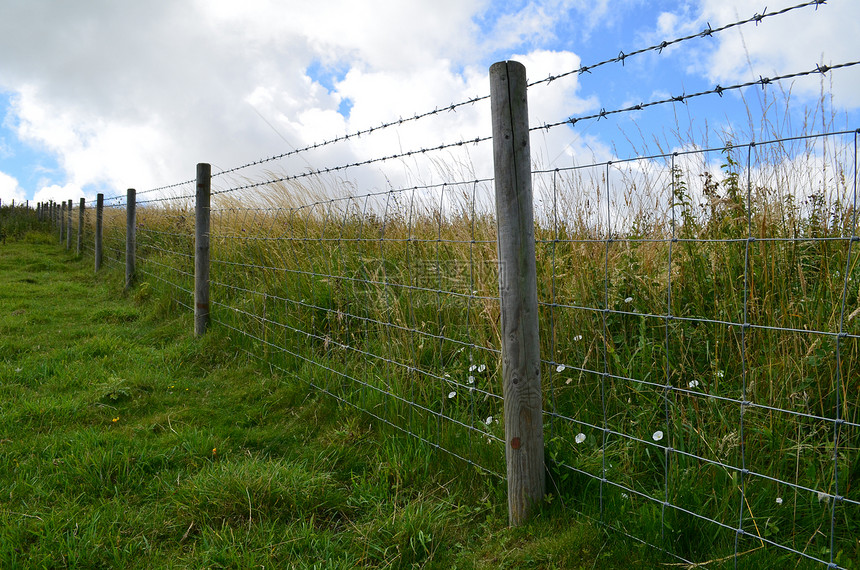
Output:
[0,235,654,569]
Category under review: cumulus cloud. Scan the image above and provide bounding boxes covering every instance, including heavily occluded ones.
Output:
[658,0,860,108]
[0,170,26,205]
[0,0,605,203]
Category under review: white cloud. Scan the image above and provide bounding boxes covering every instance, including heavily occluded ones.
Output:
[33,184,84,207]
[0,170,26,205]
[0,0,616,204]
[665,0,860,108]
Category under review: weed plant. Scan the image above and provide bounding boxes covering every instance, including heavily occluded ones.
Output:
[0,238,660,568]
[114,128,860,568]
[21,97,860,567]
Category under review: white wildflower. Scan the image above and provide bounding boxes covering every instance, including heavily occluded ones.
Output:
[556,364,566,373]
[478,364,486,373]
[467,376,475,384]
[469,364,477,372]
[776,497,783,505]
[573,335,583,341]
[624,296,633,303]
[688,380,699,389]
[448,391,456,399]
[575,433,586,444]
[485,416,493,425]
[652,430,664,442]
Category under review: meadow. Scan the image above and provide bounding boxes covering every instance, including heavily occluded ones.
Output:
[0,228,667,568]
[3,117,859,568]
[84,129,859,568]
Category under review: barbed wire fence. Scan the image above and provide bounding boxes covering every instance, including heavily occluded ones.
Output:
[40,1,859,567]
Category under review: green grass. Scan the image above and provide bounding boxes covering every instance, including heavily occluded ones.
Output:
[84,139,858,569]
[0,237,660,568]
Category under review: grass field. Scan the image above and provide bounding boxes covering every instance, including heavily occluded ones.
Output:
[3,123,858,568]
[0,234,662,569]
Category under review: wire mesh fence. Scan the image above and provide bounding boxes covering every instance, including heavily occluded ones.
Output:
[39,2,860,566]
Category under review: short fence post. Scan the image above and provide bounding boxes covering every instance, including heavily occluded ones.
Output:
[195,163,211,336]
[95,193,104,272]
[125,188,136,290]
[489,60,545,527]
[77,198,85,256]
[66,199,73,250]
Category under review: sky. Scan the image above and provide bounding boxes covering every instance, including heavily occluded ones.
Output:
[0,0,858,207]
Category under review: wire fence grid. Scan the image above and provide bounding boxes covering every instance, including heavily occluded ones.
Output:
[41,2,859,567]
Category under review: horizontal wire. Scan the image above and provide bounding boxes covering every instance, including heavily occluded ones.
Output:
[208,277,502,361]
[210,256,501,303]
[533,128,860,175]
[210,284,502,401]
[537,61,860,132]
[545,407,858,507]
[119,1,826,199]
[213,137,491,196]
[210,303,505,439]
[235,341,504,479]
[528,0,828,88]
[538,300,860,341]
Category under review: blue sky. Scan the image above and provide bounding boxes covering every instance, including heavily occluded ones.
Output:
[0,0,857,205]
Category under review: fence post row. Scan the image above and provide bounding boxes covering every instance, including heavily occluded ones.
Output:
[77,198,85,256]
[195,163,211,336]
[66,199,72,250]
[489,60,545,527]
[94,193,104,272]
[125,188,136,290]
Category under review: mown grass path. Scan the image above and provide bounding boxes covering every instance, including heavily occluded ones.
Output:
[0,237,644,569]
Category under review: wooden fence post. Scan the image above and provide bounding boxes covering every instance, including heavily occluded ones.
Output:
[60,201,66,243]
[95,193,104,272]
[489,60,545,526]
[125,189,136,290]
[66,199,73,250]
[195,163,211,336]
[77,198,85,256]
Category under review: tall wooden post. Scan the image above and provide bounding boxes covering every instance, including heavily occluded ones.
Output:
[77,198,85,256]
[489,60,545,526]
[66,199,73,249]
[195,163,211,336]
[95,193,104,272]
[125,189,136,290]
[60,201,66,242]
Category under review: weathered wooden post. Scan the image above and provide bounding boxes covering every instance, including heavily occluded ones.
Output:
[60,201,66,242]
[195,163,211,336]
[489,60,545,526]
[77,198,85,256]
[66,199,73,249]
[125,189,136,290]
[95,193,104,272]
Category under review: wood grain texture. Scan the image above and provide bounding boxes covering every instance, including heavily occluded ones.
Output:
[489,60,545,527]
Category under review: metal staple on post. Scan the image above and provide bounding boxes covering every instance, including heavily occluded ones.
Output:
[195,163,211,336]
[95,193,104,272]
[126,188,136,290]
[77,198,85,256]
[489,60,545,526]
